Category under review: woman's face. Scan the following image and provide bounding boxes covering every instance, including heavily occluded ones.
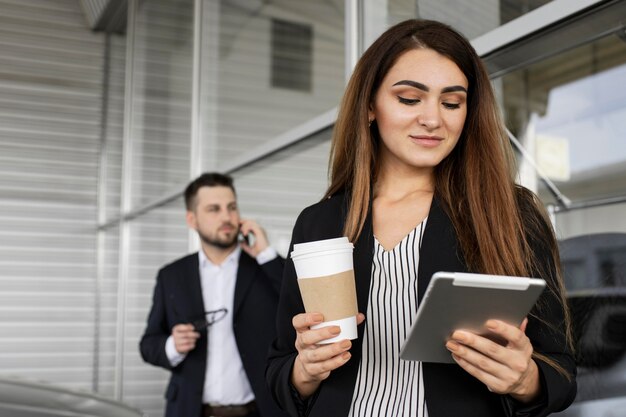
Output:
[370,47,468,174]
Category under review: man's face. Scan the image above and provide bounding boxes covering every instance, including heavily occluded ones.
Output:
[186,186,240,250]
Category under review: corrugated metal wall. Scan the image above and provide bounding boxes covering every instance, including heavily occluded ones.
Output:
[78,0,109,28]
[0,1,336,416]
[0,0,104,389]
[95,31,125,397]
[208,0,345,165]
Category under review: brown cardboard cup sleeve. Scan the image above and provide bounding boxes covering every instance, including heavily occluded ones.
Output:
[297,270,358,321]
[296,269,358,343]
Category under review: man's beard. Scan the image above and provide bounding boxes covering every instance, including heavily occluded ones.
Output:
[197,228,238,249]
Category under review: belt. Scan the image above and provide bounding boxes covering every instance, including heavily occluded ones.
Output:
[202,401,257,417]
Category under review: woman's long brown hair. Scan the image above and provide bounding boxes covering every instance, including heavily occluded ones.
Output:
[324,19,573,377]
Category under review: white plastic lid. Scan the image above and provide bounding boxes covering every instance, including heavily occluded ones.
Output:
[292,237,350,252]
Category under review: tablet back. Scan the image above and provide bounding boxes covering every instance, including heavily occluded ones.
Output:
[399,272,546,363]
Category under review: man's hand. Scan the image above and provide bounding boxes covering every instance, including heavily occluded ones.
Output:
[239,218,270,258]
[172,324,200,354]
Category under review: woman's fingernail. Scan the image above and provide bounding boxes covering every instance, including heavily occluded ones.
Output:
[452,332,466,342]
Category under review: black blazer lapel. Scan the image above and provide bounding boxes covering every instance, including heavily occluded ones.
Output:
[180,253,205,322]
[353,205,374,332]
[334,191,374,321]
[233,251,256,318]
[418,196,468,301]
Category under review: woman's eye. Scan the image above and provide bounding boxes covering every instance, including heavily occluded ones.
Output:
[443,102,461,109]
[397,96,419,105]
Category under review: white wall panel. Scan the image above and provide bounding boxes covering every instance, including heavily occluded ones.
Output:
[122,201,188,416]
[232,128,331,257]
[0,0,104,393]
[125,0,193,209]
[201,0,345,168]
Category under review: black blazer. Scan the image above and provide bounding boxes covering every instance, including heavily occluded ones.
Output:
[267,192,576,417]
[140,250,288,417]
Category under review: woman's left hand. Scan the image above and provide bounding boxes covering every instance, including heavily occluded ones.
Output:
[445,318,541,403]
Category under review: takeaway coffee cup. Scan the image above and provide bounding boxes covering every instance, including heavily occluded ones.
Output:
[291,237,358,344]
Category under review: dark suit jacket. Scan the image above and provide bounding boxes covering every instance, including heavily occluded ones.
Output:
[267,192,576,417]
[140,249,288,417]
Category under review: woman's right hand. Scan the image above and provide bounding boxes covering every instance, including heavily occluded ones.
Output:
[290,312,365,399]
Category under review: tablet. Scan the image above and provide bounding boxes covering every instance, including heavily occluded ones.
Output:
[399,271,546,363]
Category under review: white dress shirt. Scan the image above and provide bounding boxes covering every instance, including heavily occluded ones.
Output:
[165,245,277,405]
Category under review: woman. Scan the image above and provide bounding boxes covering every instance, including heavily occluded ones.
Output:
[266,19,576,417]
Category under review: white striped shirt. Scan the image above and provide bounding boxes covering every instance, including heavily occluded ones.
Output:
[348,220,429,417]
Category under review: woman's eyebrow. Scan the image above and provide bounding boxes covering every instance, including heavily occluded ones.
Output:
[392,80,467,94]
[441,85,467,94]
[393,80,429,91]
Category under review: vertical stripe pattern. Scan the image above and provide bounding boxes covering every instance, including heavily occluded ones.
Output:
[348,219,428,417]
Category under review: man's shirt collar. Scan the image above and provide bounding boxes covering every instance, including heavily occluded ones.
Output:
[199,245,241,269]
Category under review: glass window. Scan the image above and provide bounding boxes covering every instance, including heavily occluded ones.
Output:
[130,0,194,207]
[499,31,626,299]
[497,29,626,412]
[271,19,313,92]
[200,0,345,170]
[501,34,626,206]
[417,0,501,39]
[416,0,552,40]
[499,0,552,24]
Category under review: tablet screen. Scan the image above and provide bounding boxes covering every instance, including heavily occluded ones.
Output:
[399,271,545,363]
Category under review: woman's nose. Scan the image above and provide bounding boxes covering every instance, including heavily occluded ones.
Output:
[417,103,442,130]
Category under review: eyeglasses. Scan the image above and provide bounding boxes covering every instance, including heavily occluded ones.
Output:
[190,308,228,331]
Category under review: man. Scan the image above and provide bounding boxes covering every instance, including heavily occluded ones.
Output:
[140,173,287,417]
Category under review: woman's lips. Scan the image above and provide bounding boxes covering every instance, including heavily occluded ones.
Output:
[410,135,444,147]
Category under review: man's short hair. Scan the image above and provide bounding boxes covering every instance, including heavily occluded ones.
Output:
[184,172,236,211]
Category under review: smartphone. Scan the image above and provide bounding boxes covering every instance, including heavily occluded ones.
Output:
[238,231,255,247]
